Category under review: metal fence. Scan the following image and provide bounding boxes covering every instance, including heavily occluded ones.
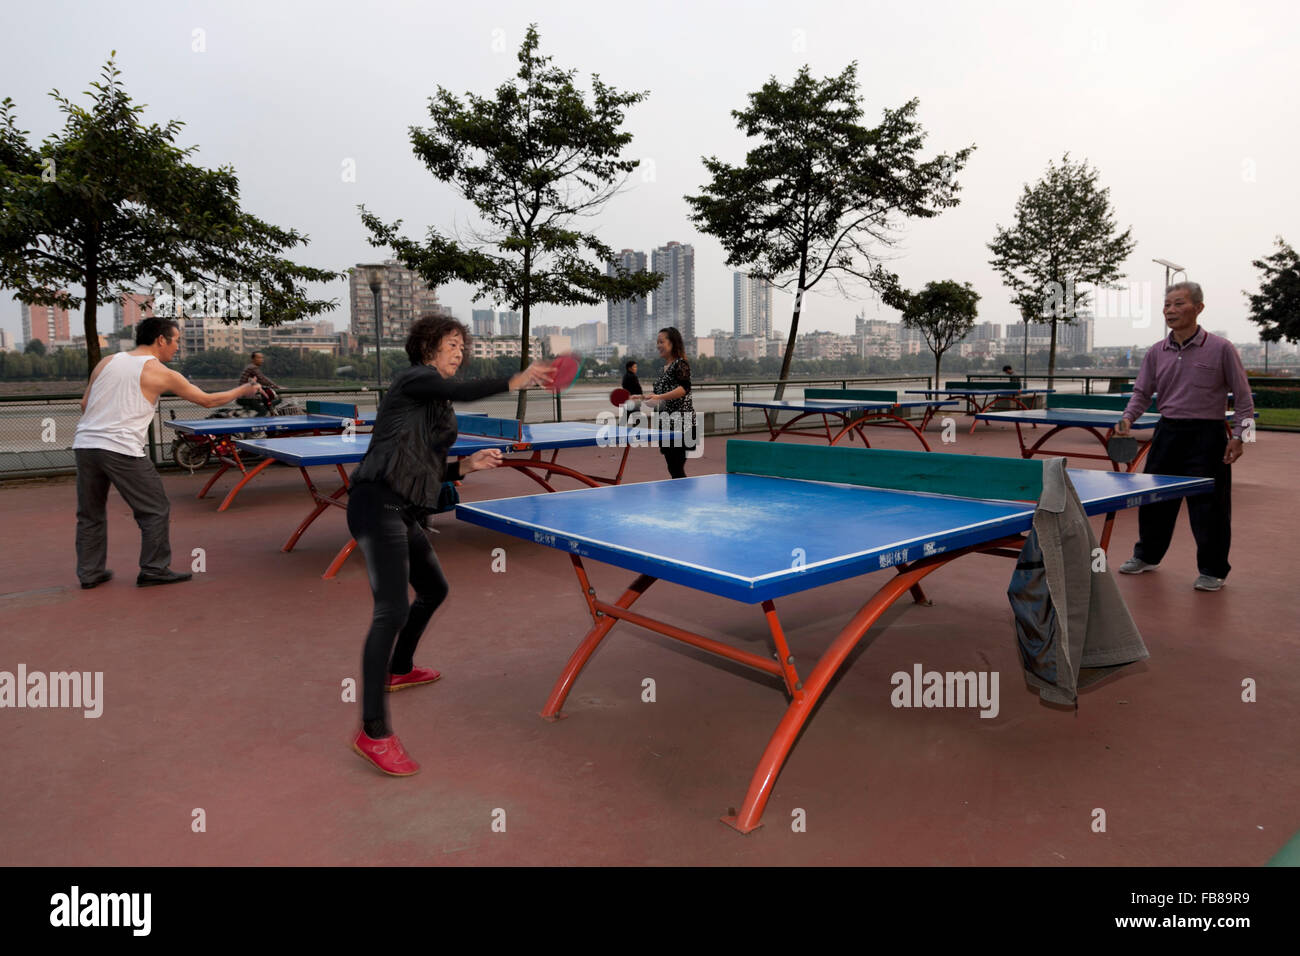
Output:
[0,376,934,480]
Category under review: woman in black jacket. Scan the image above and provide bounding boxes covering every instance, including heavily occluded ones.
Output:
[348,315,552,775]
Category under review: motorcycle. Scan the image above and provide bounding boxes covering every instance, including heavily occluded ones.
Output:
[169,385,305,471]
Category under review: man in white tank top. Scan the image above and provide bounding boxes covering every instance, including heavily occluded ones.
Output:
[73,317,262,588]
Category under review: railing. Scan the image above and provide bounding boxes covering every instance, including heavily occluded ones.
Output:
[0,376,933,480]
[963,372,1137,394]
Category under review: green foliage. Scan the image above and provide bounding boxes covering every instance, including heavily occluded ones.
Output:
[0,55,341,377]
[1250,387,1300,409]
[359,25,660,420]
[24,338,46,356]
[987,153,1135,381]
[896,279,981,383]
[1245,237,1300,343]
[686,62,973,396]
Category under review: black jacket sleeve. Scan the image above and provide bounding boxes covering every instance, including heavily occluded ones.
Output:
[404,370,512,403]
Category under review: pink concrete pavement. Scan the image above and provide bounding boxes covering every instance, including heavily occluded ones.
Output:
[0,420,1295,865]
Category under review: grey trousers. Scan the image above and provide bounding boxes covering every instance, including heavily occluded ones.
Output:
[75,448,171,582]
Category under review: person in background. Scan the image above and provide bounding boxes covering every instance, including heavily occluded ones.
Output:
[619,358,644,419]
[641,327,697,479]
[240,351,281,413]
[74,317,261,588]
[621,360,643,400]
[1114,282,1254,592]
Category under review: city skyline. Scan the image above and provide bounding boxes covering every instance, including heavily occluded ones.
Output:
[2,1,1297,353]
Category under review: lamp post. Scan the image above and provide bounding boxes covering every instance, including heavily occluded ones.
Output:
[361,264,386,393]
[1152,257,1186,293]
[1022,312,1029,387]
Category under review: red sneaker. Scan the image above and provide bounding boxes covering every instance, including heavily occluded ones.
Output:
[386,666,442,692]
[352,729,420,776]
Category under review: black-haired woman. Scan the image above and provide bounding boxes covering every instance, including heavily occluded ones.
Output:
[347,315,552,775]
[641,327,697,479]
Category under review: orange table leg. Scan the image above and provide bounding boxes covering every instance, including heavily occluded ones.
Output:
[541,562,656,720]
[216,456,276,511]
[721,537,1023,833]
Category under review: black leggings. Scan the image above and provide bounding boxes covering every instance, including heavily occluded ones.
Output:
[660,446,688,479]
[346,481,449,733]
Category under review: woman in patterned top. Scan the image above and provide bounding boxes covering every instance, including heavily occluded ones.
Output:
[641,326,697,479]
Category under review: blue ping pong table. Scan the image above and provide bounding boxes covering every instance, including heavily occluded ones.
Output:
[456,440,1213,834]
[904,387,1055,433]
[234,414,676,578]
[735,389,956,450]
[165,405,375,510]
[973,406,1242,472]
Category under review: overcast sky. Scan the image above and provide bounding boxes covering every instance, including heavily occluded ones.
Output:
[3,0,1297,348]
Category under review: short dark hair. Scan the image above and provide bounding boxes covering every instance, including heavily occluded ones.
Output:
[251,351,263,361]
[625,359,637,371]
[136,317,180,346]
[1001,365,1013,373]
[405,313,471,366]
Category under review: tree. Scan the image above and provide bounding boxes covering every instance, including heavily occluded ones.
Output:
[895,280,980,387]
[24,337,46,356]
[987,153,1134,385]
[686,62,972,398]
[0,55,339,377]
[360,25,661,420]
[1244,237,1300,343]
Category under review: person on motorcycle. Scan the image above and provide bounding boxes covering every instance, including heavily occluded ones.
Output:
[239,351,282,415]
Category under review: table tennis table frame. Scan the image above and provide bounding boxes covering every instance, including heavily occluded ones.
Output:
[526,443,1140,835]
[988,411,1236,474]
[1004,416,1152,473]
[910,389,1046,434]
[273,436,642,580]
[168,410,366,511]
[742,390,954,451]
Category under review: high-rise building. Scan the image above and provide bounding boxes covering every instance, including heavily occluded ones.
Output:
[498,311,522,336]
[112,292,154,332]
[349,260,448,346]
[651,242,695,341]
[606,249,648,346]
[19,295,72,349]
[733,272,773,338]
[471,309,496,337]
[567,321,606,352]
[1057,318,1094,354]
[0,329,12,351]
[179,318,270,357]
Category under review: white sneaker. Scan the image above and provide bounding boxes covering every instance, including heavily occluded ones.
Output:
[1118,557,1159,574]
[1194,575,1225,591]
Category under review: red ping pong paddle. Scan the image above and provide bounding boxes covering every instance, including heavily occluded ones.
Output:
[610,387,631,406]
[547,353,581,394]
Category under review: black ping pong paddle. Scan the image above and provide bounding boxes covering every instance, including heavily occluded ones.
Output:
[1106,434,1139,465]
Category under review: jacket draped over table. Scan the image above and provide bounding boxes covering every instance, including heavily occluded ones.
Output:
[1009,458,1148,705]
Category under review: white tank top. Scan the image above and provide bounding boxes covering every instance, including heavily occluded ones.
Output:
[73,353,159,457]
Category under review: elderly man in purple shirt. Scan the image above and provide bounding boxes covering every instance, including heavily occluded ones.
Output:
[1114,282,1254,591]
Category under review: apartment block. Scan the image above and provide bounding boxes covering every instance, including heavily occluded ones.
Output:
[349,260,449,346]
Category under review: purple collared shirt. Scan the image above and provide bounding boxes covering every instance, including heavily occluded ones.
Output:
[1123,327,1254,439]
